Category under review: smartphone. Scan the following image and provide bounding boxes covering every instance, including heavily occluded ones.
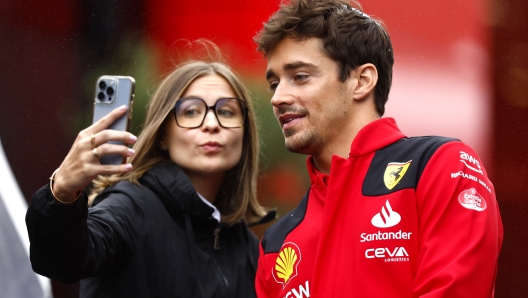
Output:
[93,75,135,165]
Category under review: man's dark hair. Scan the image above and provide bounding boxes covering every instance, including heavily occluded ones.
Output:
[255,0,394,116]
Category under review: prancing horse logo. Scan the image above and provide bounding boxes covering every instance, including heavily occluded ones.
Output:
[390,167,403,180]
[383,160,412,190]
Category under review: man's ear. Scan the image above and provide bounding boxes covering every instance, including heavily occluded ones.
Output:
[351,63,378,101]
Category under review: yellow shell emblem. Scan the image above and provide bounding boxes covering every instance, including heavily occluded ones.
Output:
[273,243,301,286]
[383,160,412,190]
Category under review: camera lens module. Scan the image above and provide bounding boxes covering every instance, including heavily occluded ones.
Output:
[99,80,107,89]
[106,86,115,96]
[98,92,105,100]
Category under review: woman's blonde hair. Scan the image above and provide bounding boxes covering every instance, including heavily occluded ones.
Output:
[90,43,267,225]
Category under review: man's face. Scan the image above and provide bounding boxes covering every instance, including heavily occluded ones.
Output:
[266,37,353,156]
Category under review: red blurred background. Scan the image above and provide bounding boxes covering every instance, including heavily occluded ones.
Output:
[0,0,526,296]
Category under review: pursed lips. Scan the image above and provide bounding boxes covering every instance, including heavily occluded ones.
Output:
[200,141,223,152]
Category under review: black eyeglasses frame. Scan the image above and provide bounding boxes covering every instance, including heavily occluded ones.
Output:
[172,97,248,129]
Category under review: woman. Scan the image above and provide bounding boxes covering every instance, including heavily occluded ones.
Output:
[25,52,272,297]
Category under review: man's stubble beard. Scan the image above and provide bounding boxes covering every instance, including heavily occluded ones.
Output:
[283,127,324,156]
[275,106,322,156]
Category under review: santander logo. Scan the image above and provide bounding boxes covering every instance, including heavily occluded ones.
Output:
[371,200,401,228]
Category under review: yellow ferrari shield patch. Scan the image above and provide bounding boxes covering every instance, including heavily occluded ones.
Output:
[383,160,412,190]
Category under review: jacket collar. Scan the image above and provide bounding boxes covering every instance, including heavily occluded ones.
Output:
[140,162,279,227]
[348,117,406,158]
[306,118,406,183]
[139,162,217,221]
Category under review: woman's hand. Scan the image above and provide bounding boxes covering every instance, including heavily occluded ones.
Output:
[51,105,137,203]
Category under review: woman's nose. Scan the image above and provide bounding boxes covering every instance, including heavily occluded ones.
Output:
[201,109,221,131]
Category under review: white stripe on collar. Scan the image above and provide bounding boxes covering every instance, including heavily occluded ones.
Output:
[196,192,221,223]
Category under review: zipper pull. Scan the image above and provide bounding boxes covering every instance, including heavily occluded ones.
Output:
[213,228,220,250]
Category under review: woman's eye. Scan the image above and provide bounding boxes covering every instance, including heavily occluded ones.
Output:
[218,109,235,117]
[184,109,200,117]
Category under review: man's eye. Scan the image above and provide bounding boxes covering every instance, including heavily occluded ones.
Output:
[268,82,278,92]
[293,74,309,81]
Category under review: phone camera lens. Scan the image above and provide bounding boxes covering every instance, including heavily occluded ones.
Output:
[99,81,107,89]
[106,86,114,96]
[97,92,105,100]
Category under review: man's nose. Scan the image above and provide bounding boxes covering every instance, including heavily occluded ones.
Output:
[270,83,294,108]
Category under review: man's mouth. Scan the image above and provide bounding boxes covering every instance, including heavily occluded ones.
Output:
[279,114,305,128]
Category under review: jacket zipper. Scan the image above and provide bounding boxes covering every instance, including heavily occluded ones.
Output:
[213,228,220,250]
[212,227,229,294]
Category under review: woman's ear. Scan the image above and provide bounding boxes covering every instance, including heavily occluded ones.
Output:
[159,140,168,151]
[351,63,378,101]
[159,121,168,151]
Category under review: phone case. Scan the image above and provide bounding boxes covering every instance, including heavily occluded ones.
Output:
[93,75,135,165]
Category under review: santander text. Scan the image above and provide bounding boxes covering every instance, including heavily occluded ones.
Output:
[360,230,411,242]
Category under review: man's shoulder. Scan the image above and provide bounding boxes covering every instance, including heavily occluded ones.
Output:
[379,135,461,166]
[261,191,309,254]
[395,135,459,150]
[362,136,460,196]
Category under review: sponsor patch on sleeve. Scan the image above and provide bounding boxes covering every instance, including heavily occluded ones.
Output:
[459,151,483,175]
[458,188,487,211]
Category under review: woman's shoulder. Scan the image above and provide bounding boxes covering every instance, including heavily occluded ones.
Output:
[220,222,259,244]
[91,180,159,208]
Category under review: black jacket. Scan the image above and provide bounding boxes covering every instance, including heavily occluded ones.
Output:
[26,162,269,298]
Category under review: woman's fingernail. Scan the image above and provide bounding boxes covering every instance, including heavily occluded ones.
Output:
[128,148,135,156]
[118,105,127,111]
[123,164,132,171]
[130,134,137,142]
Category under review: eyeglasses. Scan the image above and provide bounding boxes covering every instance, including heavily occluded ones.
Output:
[173,97,247,128]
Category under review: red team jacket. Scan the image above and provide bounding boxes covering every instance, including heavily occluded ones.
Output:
[256,118,503,298]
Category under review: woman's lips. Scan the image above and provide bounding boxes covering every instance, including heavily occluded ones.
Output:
[200,141,223,152]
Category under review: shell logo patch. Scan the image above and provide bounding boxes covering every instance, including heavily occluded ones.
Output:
[272,242,301,287]
[384,160,412,190]
[458,188,487,211]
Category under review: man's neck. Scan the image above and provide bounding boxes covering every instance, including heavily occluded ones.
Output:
[312,113,380,175]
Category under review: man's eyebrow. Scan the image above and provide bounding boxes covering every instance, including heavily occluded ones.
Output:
[265,69,276,81]
[265,61,317,81]
[283,61,316,71]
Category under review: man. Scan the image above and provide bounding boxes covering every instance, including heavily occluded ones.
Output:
[254,0,503,297]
